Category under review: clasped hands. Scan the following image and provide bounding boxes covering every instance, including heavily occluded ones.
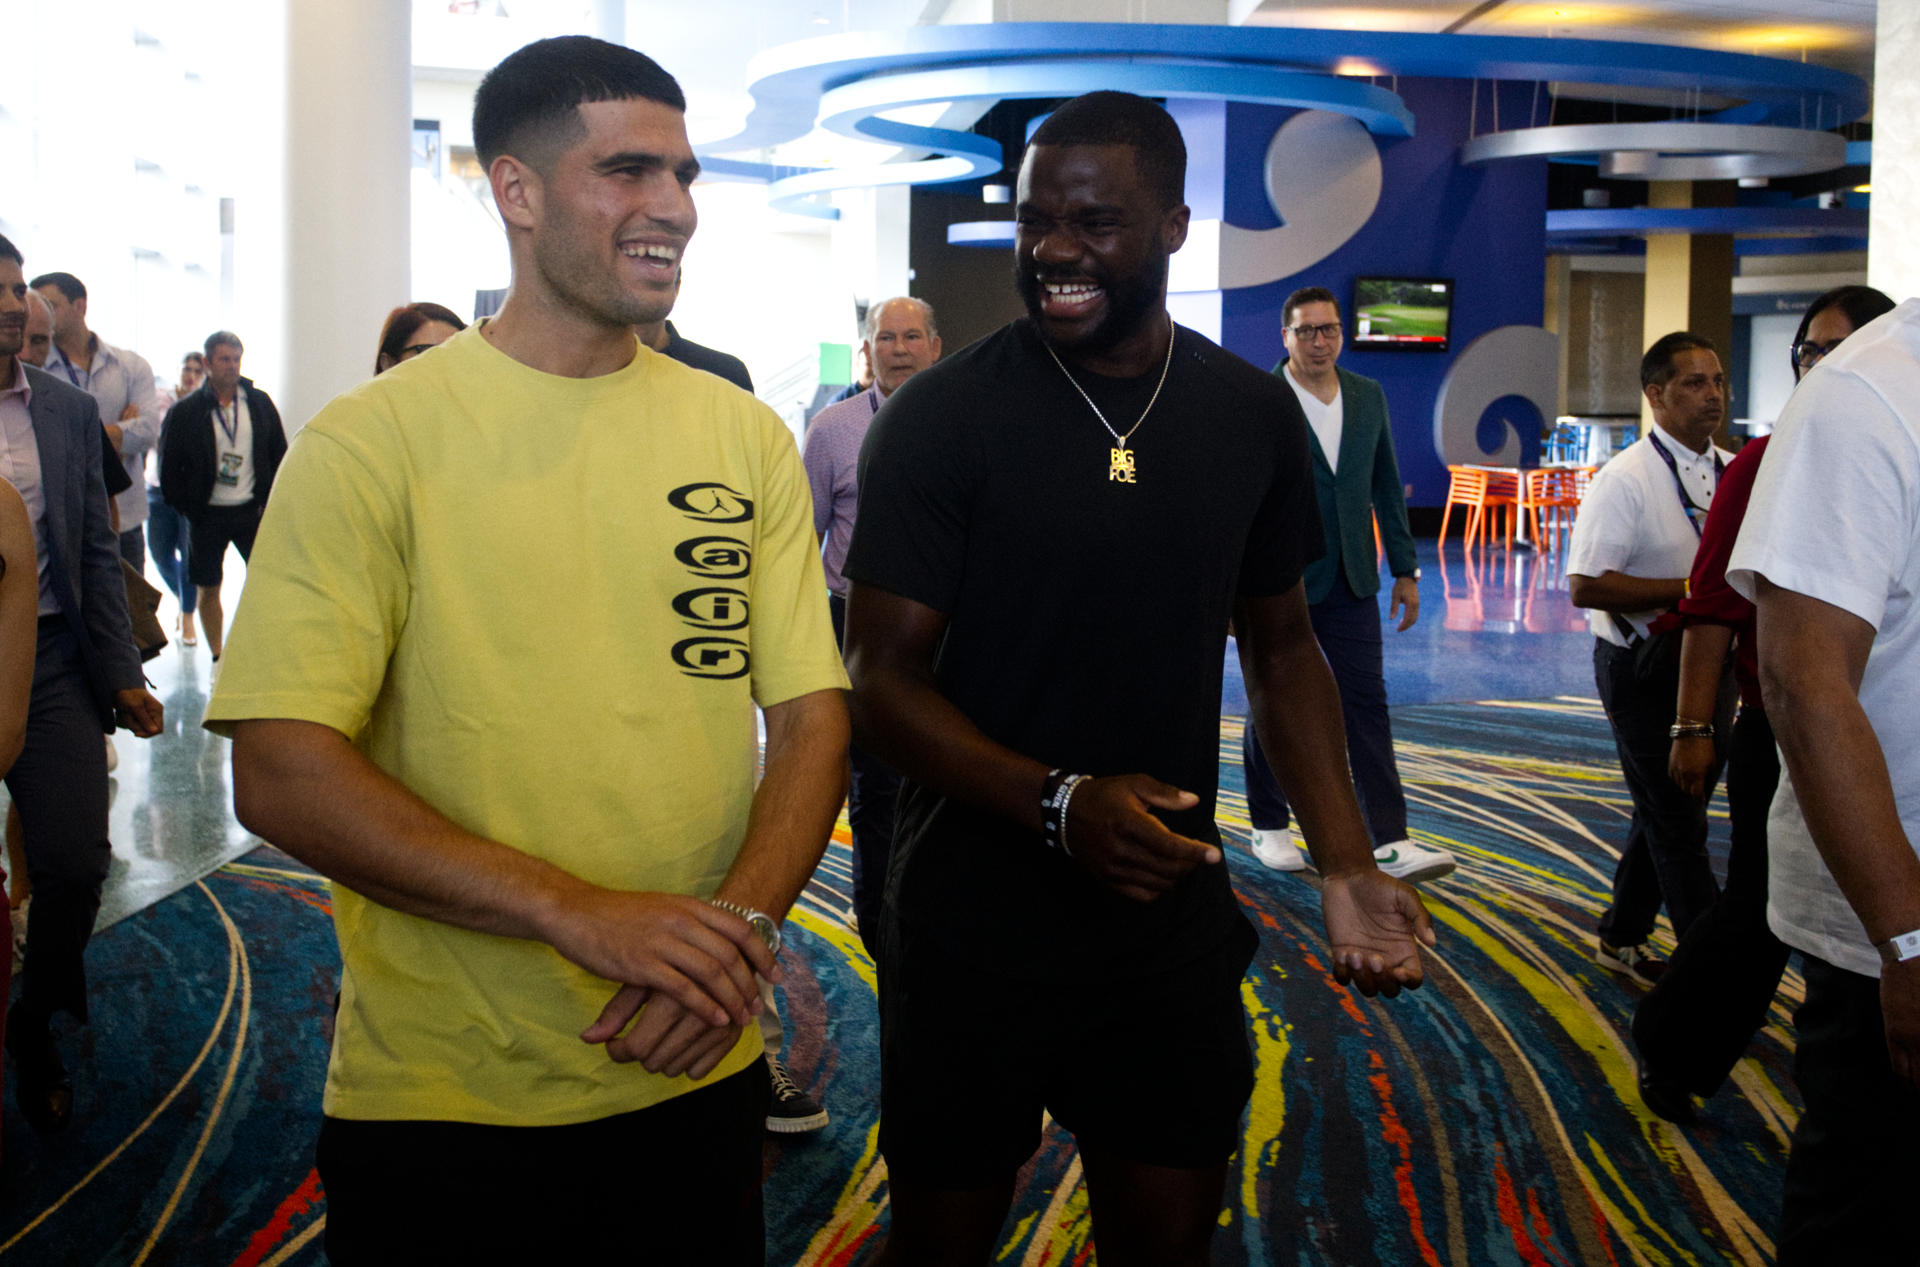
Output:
[1066,773,1436,997]
[557,891,779,1081]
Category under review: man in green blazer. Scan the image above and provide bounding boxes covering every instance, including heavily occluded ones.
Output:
[1241,286,1455,883]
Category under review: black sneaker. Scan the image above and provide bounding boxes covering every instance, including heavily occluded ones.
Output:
[1596,938,1667,986]
[765,1056,828,1134]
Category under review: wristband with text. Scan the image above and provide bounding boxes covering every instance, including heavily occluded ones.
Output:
[1878,929,1920,966]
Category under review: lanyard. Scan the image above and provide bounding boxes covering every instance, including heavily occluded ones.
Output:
[56,352,87,391]
[1647,431,1723,538]
[215,395,240,448]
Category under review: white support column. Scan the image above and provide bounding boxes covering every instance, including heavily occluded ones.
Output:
[280,0,411,431]
[1870,2,1920,302]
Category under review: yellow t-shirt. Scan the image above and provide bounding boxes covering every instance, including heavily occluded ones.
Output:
[205,324,848,1125]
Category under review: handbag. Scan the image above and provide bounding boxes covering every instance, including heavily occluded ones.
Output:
[121,560,168,662]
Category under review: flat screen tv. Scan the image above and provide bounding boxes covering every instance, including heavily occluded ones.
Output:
[1351,277,1454,351]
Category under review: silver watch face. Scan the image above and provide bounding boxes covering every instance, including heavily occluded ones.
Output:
[750,914,782,955]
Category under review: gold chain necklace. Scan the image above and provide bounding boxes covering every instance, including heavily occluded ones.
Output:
[1041,319,1176,486]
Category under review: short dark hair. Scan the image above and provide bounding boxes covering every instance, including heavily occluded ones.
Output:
[28,271,84,303]
[375,301,468,374]
[204,330,243,358]
[1026,91,1186,210]
[1283,286,1341,328]
[473,36,685,170]
[1641,331,1717,391]
[0,233,21,267]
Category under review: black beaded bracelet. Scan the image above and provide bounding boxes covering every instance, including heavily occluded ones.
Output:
[1040,768,1087,855]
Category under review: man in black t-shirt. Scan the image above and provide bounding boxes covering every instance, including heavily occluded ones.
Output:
[843,92,1437,1267]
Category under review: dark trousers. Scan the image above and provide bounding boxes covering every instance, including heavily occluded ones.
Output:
[117,525,144,574]
[1241,577,1407,844]
[1593,637,1736,947]
[829,592,900,960]
[318,1061,770,1265]
[1632,705,1789,1093]
[4,619,112,1025]
[1777,955,1920,1266]
[145,488,194,613]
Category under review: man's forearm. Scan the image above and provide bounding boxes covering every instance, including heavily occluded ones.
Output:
[1675,622,1735,722]
[1759,585,1920,943]
[1766,665,1920,942]
[849,660,1051,834]
[715,688,850,921]
[232,718,591,943]
[1569,570,1686,614]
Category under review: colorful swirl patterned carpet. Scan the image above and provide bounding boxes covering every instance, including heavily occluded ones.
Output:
[0,697,1798,1265]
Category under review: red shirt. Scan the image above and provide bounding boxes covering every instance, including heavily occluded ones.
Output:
[1659,434,1768,707]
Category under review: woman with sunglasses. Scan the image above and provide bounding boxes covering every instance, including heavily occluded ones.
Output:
[1632,283,1896,1124]
[373,302,466,375]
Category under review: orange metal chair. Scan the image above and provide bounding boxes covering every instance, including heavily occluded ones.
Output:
[1522,466,1593,553]
[1439,465,1521,550]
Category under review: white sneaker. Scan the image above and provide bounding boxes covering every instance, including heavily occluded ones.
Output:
[105,734,118,773]
[1372,839,1456,884]
[1250,827,1309,872]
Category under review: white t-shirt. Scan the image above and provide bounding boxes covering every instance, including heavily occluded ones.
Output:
[1728,298,1920,979]
[1566,426,1730,644]
[1284,367,1343,475]
[208,390,255,507]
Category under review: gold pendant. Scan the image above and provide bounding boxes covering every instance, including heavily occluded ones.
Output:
[1108,446,1137,484]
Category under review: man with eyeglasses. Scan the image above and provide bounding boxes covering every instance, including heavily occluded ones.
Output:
[1568,332,1738,988]
[1240,286,1454,883]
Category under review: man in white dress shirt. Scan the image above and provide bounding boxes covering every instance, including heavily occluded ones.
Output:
[1568,332,1737,985]
[1727,298,1920,1264]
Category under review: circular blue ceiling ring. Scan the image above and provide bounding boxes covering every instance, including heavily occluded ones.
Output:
[701,22,1867,162]
[1545,206,1869,237]
[1462,122,1848,180]
[817,61,1415,150]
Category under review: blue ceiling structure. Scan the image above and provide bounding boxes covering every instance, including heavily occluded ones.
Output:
[694,22,1870,230]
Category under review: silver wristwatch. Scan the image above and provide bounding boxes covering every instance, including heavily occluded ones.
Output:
[1877,929,1920,966]
[709,899,782,955]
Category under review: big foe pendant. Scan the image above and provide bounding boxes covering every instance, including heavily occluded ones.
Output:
[1109,445,1137,484]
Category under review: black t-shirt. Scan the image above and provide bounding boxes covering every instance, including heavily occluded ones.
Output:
[845,317,1321,980]
[660,322,754,393]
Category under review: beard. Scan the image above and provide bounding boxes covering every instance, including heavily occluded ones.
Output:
[1015,245,1168,357]
[531,208,677,331]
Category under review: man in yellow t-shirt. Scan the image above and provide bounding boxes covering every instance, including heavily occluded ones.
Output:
[203,36,849,1265]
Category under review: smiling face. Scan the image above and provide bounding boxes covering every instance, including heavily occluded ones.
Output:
[1013,142,1187,361]
[513,97,698,333]
[1646,346,1727,450]
[1283,299,1343,378]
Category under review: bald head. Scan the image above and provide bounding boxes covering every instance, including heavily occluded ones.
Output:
[21,290,53,367]
[864,296,940,396]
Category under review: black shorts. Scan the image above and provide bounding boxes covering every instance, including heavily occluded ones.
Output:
[317,1061,770,1265]
[186,502,261,588]
[878,915,1259,1188]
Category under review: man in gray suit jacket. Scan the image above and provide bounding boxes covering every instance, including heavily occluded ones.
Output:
[1241,286,1455,884]
[0,233,163,1134]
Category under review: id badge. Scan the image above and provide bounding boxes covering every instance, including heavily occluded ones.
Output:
[217,452,243,487]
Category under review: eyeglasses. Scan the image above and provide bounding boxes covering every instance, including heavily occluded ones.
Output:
[1792,337,1846,370]
[1288,322,1343,343]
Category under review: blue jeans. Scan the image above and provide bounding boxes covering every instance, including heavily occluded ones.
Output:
[145,487,194,613]
[1240,577,1407,845]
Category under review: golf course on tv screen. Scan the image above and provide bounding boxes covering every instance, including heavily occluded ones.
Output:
[1352,278,1452,349]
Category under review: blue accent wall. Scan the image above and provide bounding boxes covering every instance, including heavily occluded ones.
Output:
[1218,79,1549,508]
